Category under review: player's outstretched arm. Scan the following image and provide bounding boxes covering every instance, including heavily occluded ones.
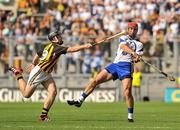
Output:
[67,43,92,53]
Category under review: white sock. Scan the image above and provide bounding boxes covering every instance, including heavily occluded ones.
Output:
[128,113,133,119]
[78,92,87,102]
[78,95,84,102]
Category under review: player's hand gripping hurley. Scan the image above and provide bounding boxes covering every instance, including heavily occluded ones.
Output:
[141,58,175,82]
[90,31,126,46]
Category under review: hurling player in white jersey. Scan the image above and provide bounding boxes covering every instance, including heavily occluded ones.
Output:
[67,22,143,122]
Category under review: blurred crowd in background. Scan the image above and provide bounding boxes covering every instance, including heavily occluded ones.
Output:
[0,0,179,75]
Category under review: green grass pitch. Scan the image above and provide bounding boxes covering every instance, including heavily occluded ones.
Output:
[0,102,179,130]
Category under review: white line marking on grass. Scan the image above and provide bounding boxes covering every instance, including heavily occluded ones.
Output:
[61,126,171,129]
[3,125,46,128]
[3,125,171,129]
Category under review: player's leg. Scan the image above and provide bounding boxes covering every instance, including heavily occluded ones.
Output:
[67,69,113,107]
[42,78,57,110]
[122,78,134,122]
[18,79,37,98]
[39,78,57,121]
[9,67,36,98]
[84,69,113,94]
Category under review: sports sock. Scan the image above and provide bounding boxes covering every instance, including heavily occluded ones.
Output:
[128,108,134,119]
[41,108,49,116]
[78,92,88,102]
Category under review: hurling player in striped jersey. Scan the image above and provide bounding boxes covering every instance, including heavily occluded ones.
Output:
[9,31,92,121]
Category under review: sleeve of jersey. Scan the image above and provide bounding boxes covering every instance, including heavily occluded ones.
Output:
[136,42,143,55]
[119,36,127,45]
[37,49,43,57]
[56,46,69,56]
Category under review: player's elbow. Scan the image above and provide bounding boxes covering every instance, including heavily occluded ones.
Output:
[136,52,143,56]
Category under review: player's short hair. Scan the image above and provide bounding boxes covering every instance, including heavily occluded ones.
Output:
[48,31,62,41]
[128,22,138,28]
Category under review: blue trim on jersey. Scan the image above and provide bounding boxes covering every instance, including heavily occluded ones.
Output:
[133,41,137,52]
[138,47,143,52]
[131,40,137,52]
[119,38,125,43]
[105,62,133,80]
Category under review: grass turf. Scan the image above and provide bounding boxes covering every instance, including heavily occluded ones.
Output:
[0,102,179,130]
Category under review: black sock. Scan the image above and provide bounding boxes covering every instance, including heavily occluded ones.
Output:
[16,74,23,80]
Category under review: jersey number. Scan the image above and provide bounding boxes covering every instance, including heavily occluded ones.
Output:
[39,50,48,60]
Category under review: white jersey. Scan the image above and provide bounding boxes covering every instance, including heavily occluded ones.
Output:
[114,35,143,63]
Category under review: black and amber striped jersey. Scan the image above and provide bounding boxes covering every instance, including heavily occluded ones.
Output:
[37,42,68,73]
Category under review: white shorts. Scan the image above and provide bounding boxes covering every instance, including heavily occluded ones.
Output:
[27,65,52,88]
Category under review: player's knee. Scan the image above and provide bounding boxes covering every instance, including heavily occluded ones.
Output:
[123,89,132,98]
[91,79,99,86]
[53,90,57,96]
[23,93,32,98]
